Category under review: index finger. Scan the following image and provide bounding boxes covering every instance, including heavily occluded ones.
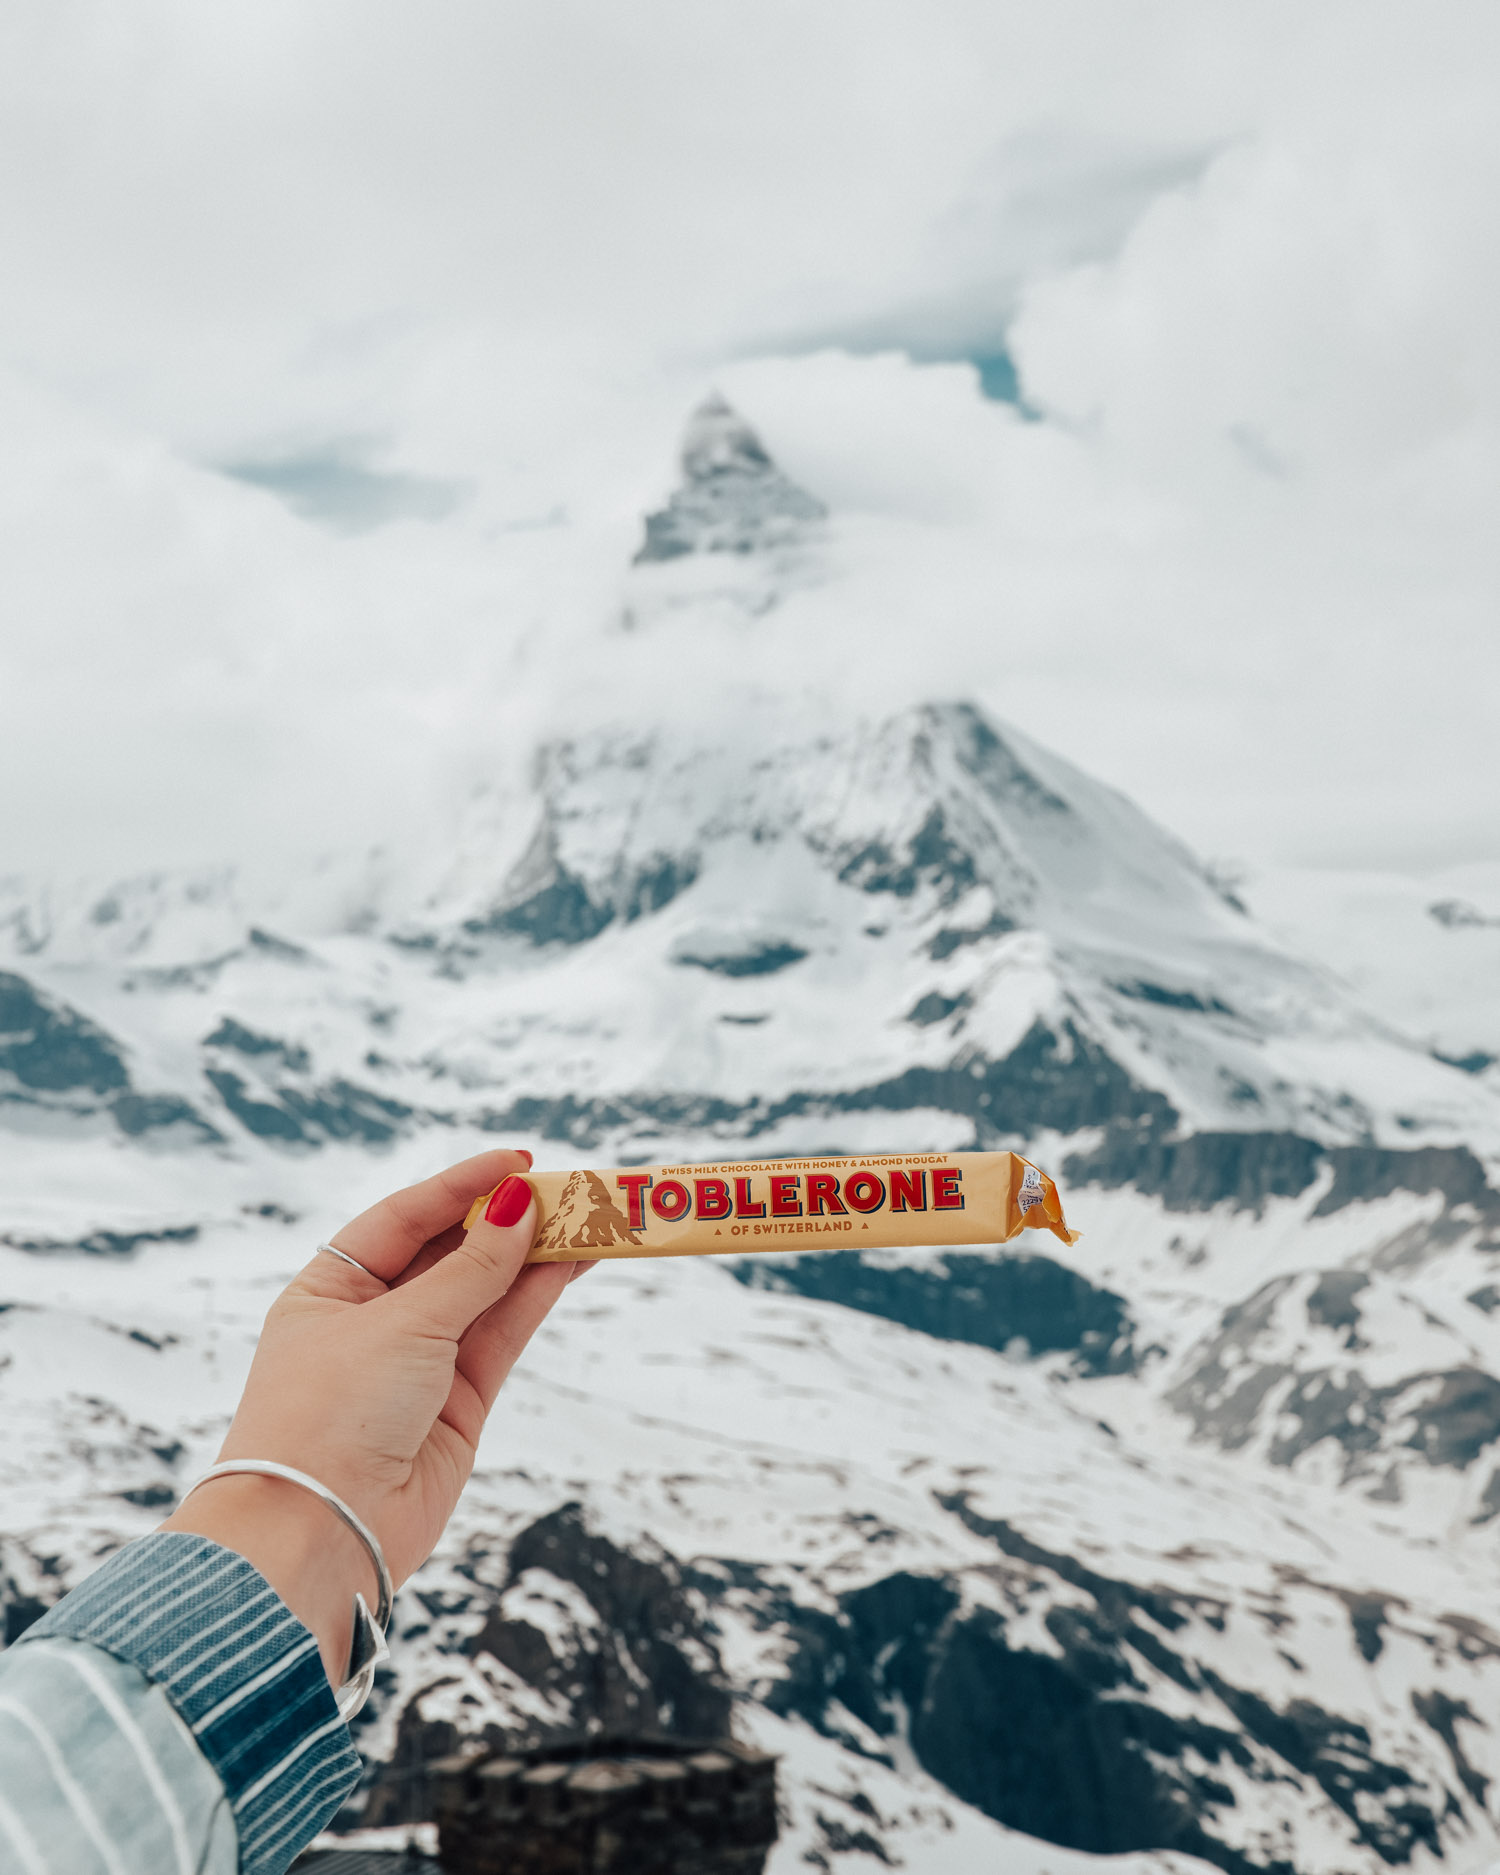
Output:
[328,1147,532,1282]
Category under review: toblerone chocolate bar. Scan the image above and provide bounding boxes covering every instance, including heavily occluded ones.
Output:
[465,1152,1079,1262]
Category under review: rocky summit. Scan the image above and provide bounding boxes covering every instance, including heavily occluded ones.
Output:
[634,392,825,563]
[4,403,1500,1875]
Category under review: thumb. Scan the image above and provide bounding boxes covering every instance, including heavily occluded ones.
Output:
[394,1174,536,1339]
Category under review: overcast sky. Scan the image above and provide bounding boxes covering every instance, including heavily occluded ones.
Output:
[1,0,1496,881]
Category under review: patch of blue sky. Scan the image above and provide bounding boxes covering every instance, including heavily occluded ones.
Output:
[220,442,469,533]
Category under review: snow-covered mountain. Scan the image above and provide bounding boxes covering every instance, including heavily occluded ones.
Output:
[5,691,1494,1172]
[4,400,1500,1875]
[1249,863,1500,1083]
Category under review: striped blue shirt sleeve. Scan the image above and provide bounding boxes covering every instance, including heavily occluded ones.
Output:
[1,1531,362,1875]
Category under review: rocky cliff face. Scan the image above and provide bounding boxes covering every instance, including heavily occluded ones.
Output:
[4,400,1500,1874]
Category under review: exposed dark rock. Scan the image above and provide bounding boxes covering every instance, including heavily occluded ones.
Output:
[1305,1270,1370,1341]
[729,1249,1137,1375]
[1257,1573,1409,1667]
[926,912,1016,960]
[246,927,315,962]
[111,1092,223,1142]
[933,704,1073,818]
[1065,1129,1323,1214]
[810,1811,891,1865]
[676,943,807,978]
[906,991,970,1025]
[1434,1613,1500,1663]
[828,1020,1175,1142]
[1470,1469,1500,1526]
[278,1081,414,1144]
[755,1540,1268,1874]
[204,1016,311,1073]
[837,806,982,907]
[919,1505,1440,1867]
[1268,1370,1383,1470]
[1203,1671,1436,1863]
[0,971,129,1095]
[1166,1277,1352,1459]
[0,1223,199,1256]
[116,1483,176,1508]
[4,1597,47,1646]
[1412,1690,1490,1808]
[939,1498,1206,1635]
[913,1612,1259,1868]
[206,1069,413,1145]
[1331,1589,1401,1664]
[1396,1369,1500,1469]
[1112,981,1235,1016]
[1067,1126,1500,1224]
[623,856,700,921]
[206,1068,306,1141]
[466,841,700,951]
[1312,1145,1498,1219]
[475,1089,750,1149]
[1263,1366,1500,1475]
[1429,899,1500,930]
[470,1504,732,1743]
[468,868,616,948]
[635,392,825,563]
[124,949,240,991]
[1171,1277,1500,1477]
[118,1327,178,1350]
[362,1510,738,1833]
[1436,1049,1497,1075]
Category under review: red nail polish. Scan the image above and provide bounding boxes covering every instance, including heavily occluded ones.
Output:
[517,1149,534,1168]
[485,1175,531,1228]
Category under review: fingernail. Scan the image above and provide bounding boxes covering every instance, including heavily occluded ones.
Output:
[485,1175,532,1228]
[517,1149,534,1168]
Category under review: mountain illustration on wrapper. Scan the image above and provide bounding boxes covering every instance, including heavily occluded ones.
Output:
[532,1170,644,1252]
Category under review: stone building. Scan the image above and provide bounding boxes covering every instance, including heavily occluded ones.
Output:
[429,1733,778,1875]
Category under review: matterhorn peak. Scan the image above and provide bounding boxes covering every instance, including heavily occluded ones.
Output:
[634,391,826,564]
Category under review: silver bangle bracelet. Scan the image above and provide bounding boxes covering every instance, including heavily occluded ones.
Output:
[180,1459,393,1720]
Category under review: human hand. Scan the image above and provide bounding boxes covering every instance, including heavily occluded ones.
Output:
[162,1147,587,1688]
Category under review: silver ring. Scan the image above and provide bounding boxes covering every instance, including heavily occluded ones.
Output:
[317,1241,382,1281]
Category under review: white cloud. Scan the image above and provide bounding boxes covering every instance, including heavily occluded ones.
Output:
[0,0,1495,878]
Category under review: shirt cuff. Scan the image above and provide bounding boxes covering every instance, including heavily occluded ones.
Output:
[21,1531,362,1875]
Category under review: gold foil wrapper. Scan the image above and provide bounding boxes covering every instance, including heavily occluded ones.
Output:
[466,1152,1078,1262]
